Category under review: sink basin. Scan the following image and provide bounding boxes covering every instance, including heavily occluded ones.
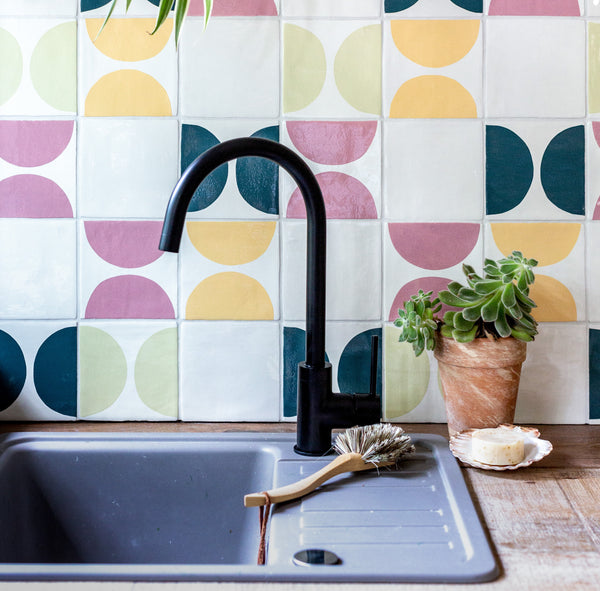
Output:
[0,432,498,582]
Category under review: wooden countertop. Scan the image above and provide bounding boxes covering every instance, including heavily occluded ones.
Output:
[0,422,599,590]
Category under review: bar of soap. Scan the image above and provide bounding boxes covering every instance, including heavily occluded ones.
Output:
[471,428,525,466]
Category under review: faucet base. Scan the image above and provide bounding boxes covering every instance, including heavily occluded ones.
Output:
[295,362,382,456]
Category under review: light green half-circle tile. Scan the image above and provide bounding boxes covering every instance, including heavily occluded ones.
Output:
[590,23,600,114]
[384,326,429,419]
[0,28,22,105]
[30,22,76,112]
[135,328,178,418]
[283,24,326,113]
[334,24,381,116]
[79,326,127,417]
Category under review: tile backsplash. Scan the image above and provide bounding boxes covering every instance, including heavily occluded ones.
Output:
[0,0,598,424]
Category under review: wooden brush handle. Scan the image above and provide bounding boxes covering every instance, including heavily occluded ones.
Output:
[244,452,385,508]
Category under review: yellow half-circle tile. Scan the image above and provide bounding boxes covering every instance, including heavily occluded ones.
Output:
[490,223,581,266]
[86,18,173,61]
[85,70,172,116]
[390,76,477,118]
[391,20,480,68]
[186,221,276,265]
[186,272,274,320]
[530,275,577,322]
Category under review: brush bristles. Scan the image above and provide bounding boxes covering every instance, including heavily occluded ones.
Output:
[333,423,415,466]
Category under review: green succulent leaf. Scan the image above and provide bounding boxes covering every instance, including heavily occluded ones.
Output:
[440,324,454,338]
[501,282,516,309]
[510,328,534,342]
[462,304,483,322]
[443,310,456,326]
[481,290,502,323]
[447,281,463,296]
[452,326,478,343]
[453,312,475,332]
[438,290,477,308]
[474,279,504,295]
[494,308,512,338]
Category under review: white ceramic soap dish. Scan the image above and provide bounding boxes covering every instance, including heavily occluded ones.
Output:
[449,424,553,471]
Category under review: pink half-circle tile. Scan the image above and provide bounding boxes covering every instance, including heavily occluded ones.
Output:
[85,275,175,319]
[388,276,456,322]
[594,198,600,220]
[389,223,479,270]
[287,172,377,219]
[286,121,378,165]
[488,0,580,15]
[84,221,164,268]
[593,122,600,149]
[189,0,277,15]
[0,121,74,167]
[0,175,72,218]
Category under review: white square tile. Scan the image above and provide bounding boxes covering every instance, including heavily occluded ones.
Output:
[0,0,76,16]
[180,19,279,117]
[384,222,483,322]
[0,321,77,420]
[180,220,280,320]
[283,20,381,118]
[282,0,380,17]
[588,224,600,322]
[383,325,447,423]
[486,121,585,220]
[0,219,76,318]
[384,120,483,220]
[486,222,585,322]
[79,118,178,218]
[517,323,587,423]
[80,220,177,320]
[180,119,279,219]
[79,321,178,420]
[0,119,76,218]
[281,120,381,219]
[180,321,279,421]
[486,19,585,117]
[78,16,177,116]
[0,18,76,115]
[282,220,381,321]
[384,18,482,118]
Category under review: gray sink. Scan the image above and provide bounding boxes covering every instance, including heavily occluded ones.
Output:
[0,432,498,582]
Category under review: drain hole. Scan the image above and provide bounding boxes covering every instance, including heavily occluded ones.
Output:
[293,549,341,566]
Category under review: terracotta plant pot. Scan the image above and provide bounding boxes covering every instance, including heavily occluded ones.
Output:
[434,336,527,437]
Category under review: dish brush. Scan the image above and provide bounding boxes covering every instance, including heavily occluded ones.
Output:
[244,423,415,508]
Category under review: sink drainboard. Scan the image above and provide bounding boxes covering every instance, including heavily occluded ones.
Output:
[0,432,498,582]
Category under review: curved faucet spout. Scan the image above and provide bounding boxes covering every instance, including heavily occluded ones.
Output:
[159,137,380,455]
[159,137,326,369]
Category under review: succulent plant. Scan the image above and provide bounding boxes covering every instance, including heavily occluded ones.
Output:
[394,251,538,356]
[393,289,441,357]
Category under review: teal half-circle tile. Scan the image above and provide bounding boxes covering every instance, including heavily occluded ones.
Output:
[283,326,330,417]
[181,124,228,212]
[236,126,279,215]
[33,327,77,417]
[81,0,110,9]
[486,125,533,216]
[338,328,382,396]
[540,126,584,216]
[0,330,26,412]
[450,0,483,12]
[384,0,419,12]
[590,329,600,420]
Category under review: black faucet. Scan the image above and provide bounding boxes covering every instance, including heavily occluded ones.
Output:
[159,137,381,456]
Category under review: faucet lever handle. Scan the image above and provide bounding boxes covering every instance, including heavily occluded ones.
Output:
[369,334,379,397]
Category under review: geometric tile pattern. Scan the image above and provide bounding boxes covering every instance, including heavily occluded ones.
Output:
[0,4,597,423]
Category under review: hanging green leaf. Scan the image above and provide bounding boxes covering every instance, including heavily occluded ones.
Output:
[174,0,190,47]
[96,0,119,40]
[150,0,173,35]
[204,0,214,29]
